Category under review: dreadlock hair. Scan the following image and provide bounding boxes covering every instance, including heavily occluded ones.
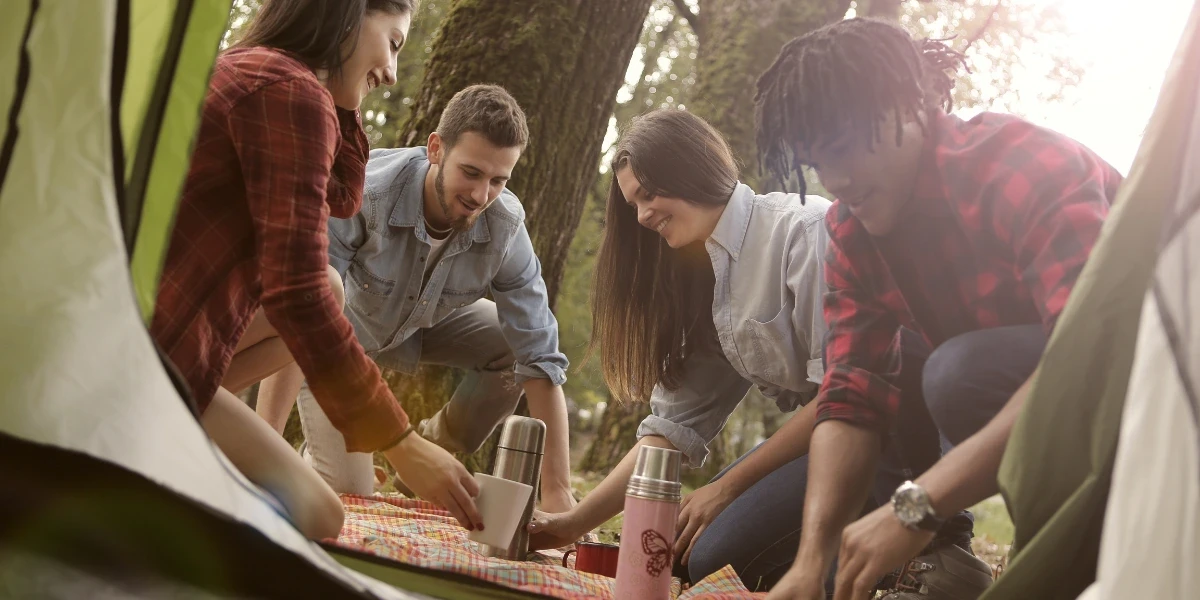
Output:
[753,17,967,193]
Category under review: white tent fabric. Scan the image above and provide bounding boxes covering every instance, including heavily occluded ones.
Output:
[0,2,424,598]
[1076,4,1200,598]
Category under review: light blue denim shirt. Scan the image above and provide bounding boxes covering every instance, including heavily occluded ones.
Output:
[327,147,568,385]
[636,183,832,467]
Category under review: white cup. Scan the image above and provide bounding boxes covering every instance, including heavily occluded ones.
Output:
[467,473,534,550]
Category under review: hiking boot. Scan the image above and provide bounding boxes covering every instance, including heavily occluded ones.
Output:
[878,543,993,599]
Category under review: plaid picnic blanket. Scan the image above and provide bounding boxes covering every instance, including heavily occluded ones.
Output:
[333,494,767,599]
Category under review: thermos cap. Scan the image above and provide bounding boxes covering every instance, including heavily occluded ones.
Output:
[628,445,682,500]
[496,415,546,455]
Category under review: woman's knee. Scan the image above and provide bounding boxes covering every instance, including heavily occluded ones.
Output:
[686,529,726,583]
[326,264,345,310]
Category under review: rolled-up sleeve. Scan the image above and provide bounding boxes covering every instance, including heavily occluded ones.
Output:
[490,219,569,385]
[636,335,752,468]
[816,217,904,436]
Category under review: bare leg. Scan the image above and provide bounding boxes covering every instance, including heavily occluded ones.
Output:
[202,386,345,540]
[256,363,304,434]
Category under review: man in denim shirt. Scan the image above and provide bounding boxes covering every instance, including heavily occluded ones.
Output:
[257,85,575,513]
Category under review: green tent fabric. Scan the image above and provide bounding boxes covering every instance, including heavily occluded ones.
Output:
[121,0,235,322]
[981,2,1200,598]
[0,2,556,598]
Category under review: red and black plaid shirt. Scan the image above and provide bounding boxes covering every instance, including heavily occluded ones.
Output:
[816,110,1123,433]
[150,47,409,452]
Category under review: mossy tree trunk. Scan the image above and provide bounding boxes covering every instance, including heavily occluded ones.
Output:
[578,402,651,473]
[687,0,852,191]
[396,0,656,309]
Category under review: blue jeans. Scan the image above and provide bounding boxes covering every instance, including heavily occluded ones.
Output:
[681,325,1046,592]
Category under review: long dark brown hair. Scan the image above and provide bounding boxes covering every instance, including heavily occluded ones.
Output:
[591,109,739,404]
[232,0,416,78]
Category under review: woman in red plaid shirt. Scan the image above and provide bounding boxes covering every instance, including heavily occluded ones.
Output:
[151,0,485,539]
[753,18,1121,600]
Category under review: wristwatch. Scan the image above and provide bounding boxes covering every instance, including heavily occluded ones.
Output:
[891,480,944,532]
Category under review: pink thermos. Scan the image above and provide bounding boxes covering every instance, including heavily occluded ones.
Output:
[614,445,682,600]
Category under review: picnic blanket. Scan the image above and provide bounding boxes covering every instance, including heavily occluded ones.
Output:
[332,494,766,599]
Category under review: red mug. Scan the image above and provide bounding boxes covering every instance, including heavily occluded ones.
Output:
[562,541,620,577]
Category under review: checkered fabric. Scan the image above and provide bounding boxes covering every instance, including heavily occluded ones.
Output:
[333,494,766,599]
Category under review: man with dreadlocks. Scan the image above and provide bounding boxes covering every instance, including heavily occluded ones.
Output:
[754,18,1122,600]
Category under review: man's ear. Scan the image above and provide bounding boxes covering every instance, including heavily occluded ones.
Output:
[427,132,443,165]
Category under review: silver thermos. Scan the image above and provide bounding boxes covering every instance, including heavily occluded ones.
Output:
[479,415,546,560]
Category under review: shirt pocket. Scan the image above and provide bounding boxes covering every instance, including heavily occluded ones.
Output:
[434,286,486,322]
[745,302,807,390]
[345,262,396,320]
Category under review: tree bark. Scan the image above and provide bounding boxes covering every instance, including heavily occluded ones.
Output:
[396,0,656,309]
[578,401,651,473]
[690,0,852,191]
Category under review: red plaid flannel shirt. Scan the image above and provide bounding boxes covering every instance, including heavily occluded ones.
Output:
[816,111,1123,433]
[151,47,409,452]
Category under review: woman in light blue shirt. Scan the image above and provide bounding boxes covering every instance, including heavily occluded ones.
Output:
[528,109,859,590]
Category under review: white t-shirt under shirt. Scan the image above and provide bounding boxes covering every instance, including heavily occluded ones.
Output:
[424,232,452,280]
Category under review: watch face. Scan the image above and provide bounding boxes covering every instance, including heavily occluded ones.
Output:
[893,485,927,525]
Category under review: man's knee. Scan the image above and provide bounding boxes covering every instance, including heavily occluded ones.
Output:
[326,264,345,310]
[922,326,1044,444]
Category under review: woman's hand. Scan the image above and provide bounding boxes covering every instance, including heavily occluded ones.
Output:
[674,479,737,565]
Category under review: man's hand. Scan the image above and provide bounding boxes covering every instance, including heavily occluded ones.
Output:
[527,508,585,551]
[674,479,737,565]
[539,484,577,514]
[832,504,935,600]
[383,432,483,531]
[766,565,828,600]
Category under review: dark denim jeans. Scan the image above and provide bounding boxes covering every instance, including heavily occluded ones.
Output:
[678,325,1046,592]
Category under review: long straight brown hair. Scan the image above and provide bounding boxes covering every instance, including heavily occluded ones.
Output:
[232,0,415,78]
[591,109,739,404]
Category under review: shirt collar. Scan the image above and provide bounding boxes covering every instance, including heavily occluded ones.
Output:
[708,182,754,261]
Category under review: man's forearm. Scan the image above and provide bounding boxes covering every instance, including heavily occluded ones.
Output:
[523,378,572,494]
[918,377,1031,517]
[720,401,818,496]
[795,420,881,570]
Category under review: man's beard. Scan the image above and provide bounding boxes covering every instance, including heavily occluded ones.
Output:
[434,167,480,233]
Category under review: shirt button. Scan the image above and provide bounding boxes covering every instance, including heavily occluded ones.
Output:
[421,300,428,305]
[419,256,425,262]
[362,283,369,290]
[408,296,414,301]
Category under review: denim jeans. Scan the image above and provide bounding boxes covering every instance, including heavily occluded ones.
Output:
[680,325,1046,592]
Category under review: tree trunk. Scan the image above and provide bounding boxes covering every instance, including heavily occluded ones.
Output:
[396,0,656,309]
[578,401,651,473]
[691,0,852,190]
